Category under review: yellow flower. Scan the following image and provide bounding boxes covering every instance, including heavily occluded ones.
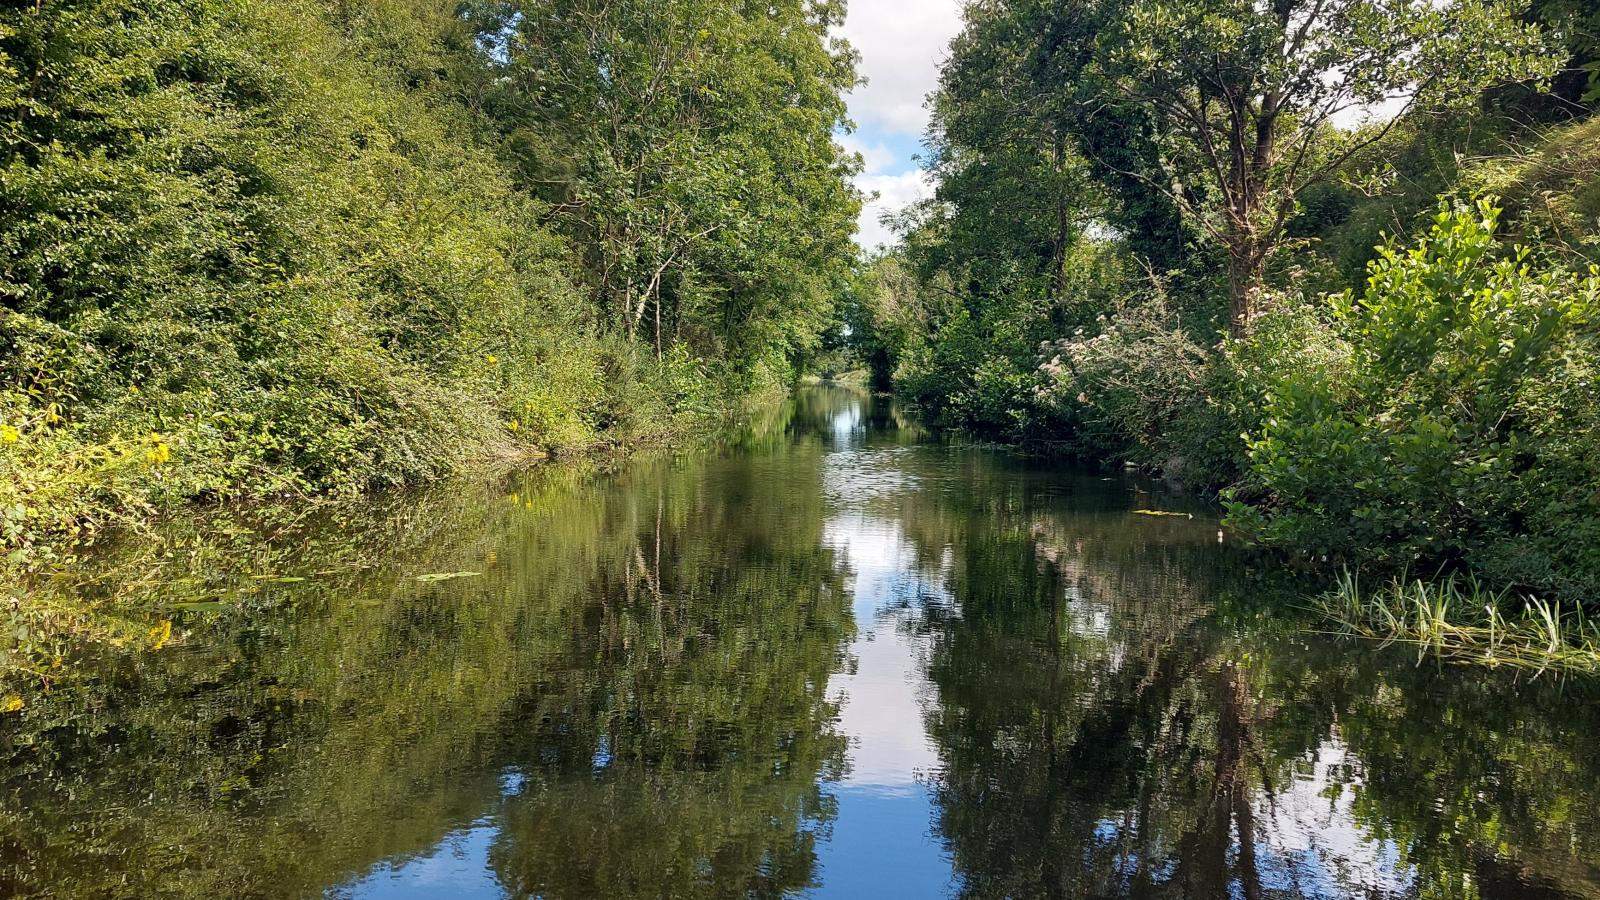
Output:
[1,696,23,714]
[485,354,498,364]
[507,418,520,433]
[148,620,173,651]
[0,424,17,444]
[144,432,171,466]
[128,384,140,394]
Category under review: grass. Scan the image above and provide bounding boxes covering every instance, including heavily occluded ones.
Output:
[1318,569,1600,675]
[1472,116,1600,255]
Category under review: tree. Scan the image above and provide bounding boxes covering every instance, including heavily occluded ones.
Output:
[494,0,861,367]
[926,0,1102,305]
[1098,0,1557,335]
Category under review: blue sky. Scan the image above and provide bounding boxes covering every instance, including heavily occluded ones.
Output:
[837,1,965,251]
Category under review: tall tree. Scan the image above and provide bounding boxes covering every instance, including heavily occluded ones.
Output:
[495,0,861,366]
[1098,0,1557,335]
[927,0,1101,304]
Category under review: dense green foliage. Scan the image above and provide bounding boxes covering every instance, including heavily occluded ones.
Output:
[852,0,1600,605]
[1232,204,1600,597]
[499,0,860,366]
[0,0,860,571]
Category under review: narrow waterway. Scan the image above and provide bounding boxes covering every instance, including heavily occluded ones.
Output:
[5,386,1600,898]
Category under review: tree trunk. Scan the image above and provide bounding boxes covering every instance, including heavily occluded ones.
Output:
[1048,132,1070,299]
[1225,247,1263,339]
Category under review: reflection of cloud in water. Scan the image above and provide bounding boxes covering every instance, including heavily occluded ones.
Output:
[822,513,947,787]
[1064,583,1111,639]
[813,508,960,896]
[1060,583,1128,676]
[1251,739,1414,897]
[829,404,862,443]
[822,449,922,508]
[830,627,940,792]
[1086,739,1416,898]
[823,513,943,620]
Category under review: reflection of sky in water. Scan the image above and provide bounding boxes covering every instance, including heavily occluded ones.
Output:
[332,770,529,899]
[1085,740,1414,898]
[813,500,958,896]
[334,821,503,900]
[1253,740,1414,897]
[821,449,921,507]
[829,403,862,443]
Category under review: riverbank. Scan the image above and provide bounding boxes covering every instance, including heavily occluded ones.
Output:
[2,0,859,582]
[0,387,817,687]
[0,358,776,573]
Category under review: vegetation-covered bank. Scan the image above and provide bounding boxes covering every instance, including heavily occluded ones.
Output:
[842,0,1600,640]
[1,0,861,574]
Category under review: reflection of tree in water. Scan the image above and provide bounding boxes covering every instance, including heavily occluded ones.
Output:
[0,411,854,898]
[893,461,1600,899]
[486,462,852,898]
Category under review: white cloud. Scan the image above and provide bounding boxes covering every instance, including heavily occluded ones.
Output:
[1331,93,1412,130]
[835,132,899,176]
[855,169,935,251]
[838,1,965,138]
[836,0,963,250]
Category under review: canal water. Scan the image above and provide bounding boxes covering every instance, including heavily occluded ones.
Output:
[4,386,1599,898]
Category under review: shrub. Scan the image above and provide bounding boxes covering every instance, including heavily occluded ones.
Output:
[1228,201,1600,600]
[1032,288,1339,487]
[0,0,736,572]
[1035,294,1216,475]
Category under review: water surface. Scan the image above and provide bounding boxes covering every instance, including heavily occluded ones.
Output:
[5,387,1600,898]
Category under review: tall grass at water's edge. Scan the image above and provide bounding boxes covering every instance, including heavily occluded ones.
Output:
[1317,570,1600,675]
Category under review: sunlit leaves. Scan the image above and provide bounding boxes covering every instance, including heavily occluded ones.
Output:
[1233,201,1600,596]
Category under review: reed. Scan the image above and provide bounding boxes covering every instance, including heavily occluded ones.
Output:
[1318,570,1600,674]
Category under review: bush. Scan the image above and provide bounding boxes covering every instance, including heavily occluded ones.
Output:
[1035,293,1217,475]
[1227,201,1600,600]
[1032,288,1340,488]
[0,0,733,572]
